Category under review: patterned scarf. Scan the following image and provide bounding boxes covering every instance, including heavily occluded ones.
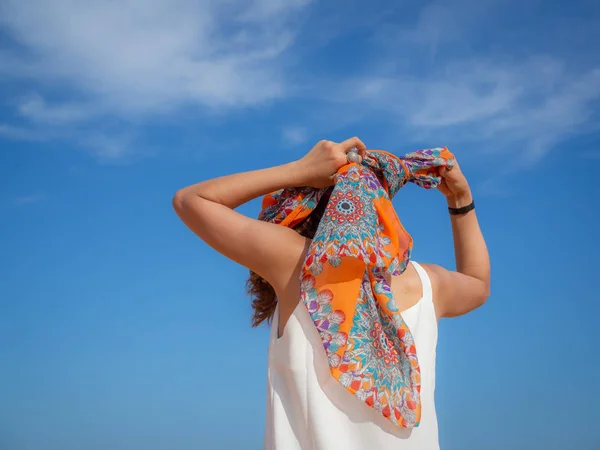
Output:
[259,147,455,428]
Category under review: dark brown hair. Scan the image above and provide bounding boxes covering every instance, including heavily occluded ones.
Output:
[246,189,331,327]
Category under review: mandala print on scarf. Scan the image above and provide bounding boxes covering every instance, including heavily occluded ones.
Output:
[259,147,455,428]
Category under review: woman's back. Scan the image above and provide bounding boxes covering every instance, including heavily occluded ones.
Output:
[173,138,490,449]
[266,262,440,450]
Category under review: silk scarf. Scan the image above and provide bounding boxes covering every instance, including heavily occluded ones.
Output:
[259,147,455,428]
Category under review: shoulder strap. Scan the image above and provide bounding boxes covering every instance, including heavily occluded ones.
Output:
[411,262,433,303]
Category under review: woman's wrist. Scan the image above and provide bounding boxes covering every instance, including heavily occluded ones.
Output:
[445,191,473,209]
[283,160,309,188]
[287,158,323,189]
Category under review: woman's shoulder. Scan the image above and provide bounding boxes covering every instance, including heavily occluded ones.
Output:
[268,234,311,292]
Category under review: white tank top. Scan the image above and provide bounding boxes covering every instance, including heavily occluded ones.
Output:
[264,262,439,450]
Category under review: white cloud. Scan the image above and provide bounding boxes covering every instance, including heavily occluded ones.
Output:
[0,0,311,117]
[375,0,498,64]
[13,193,47,205]
[17,94,97,124]
[337,57,600,165]
[0,122,137,159]
[1,0,598,170]
[581,152,600,160]
[399,4,458,61]
[281,126,308,145]
[0,123,47,141]
[78,133,139,162]
[0,0,312,160]
[481,67,600,164]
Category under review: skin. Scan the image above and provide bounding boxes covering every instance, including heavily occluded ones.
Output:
[173,137,490,336]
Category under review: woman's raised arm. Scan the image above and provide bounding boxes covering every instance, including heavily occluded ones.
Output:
[172,138,366,290]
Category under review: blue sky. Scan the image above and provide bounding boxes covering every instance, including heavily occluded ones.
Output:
[1,1,599,449]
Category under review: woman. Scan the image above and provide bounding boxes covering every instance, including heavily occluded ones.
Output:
[173,137,490,449]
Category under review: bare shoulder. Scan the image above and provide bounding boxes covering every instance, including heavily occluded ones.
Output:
[417,262,446,292]
[268,231,310,294]
[418,262,489,318]
[418,262,442,279]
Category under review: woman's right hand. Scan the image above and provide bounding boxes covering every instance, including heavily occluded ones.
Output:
[294,137,367,188]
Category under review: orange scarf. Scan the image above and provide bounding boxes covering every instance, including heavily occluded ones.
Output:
[259,147,455,427]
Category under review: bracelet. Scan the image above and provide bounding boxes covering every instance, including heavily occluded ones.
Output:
[448,200,475,215]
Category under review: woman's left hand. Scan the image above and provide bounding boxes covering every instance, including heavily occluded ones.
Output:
[437,160,473,208]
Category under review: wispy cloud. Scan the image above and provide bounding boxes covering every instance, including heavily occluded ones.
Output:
[1,0,599,171]
[13,193,47,205]
[581,151,600,160]
[330,56,600,166]
[78,132,142,163]
[0,0,310,114]
[17,94,98,125]
[397,3,458,62]
[0,122,139,161]
[0,0,313,158]
[281,126,308,146]
[0,123,49,141]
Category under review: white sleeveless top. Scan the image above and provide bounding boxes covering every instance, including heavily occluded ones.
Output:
[265,262,439,450]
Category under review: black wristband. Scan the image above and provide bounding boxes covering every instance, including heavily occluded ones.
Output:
[448,200,475,215]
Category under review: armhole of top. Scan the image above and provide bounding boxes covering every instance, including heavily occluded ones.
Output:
[411,261,433,304]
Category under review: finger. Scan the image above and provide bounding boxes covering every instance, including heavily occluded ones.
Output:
[339,137,367,158]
